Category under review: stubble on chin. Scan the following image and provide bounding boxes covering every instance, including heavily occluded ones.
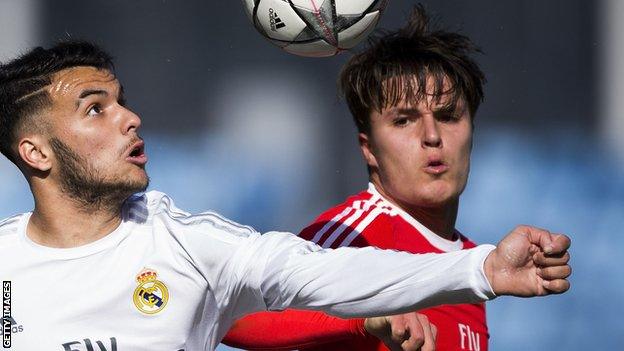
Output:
[49,138,149,213]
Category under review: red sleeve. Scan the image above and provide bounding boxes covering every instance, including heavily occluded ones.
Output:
[222,310,366,350]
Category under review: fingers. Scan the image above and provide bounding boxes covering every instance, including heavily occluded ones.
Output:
[525,227,572,295]
[537,265,572,280]
[417,314,436,351]
[375,313,437,351]
[533,233,571,294]
[542,278,571,294]
[538,265,571,294]
[537,262,571,295]
[390,322,412,348]
[381,312,439,351]
[394,314,424,351]
[534,251,570,266]
[398,313,437,351]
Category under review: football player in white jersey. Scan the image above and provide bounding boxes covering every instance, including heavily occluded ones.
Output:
[0,41,571,351]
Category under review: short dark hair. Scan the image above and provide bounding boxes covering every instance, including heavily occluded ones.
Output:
[339,4,485,134]
[0,41,114,163]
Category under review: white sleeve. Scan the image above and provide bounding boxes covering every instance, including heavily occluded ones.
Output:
[230,231,496,319]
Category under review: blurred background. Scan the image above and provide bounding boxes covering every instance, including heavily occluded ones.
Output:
[1,0,622,349]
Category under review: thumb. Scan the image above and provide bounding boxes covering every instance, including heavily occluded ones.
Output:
[548,234,571,255]
[523,226,555,254]
[524,226,571,255]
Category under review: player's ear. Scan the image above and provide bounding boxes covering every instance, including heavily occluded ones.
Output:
[359,132,378,168]
[18,136,52,172]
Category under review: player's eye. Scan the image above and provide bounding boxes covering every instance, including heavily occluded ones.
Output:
[393,117,411,127]
[87,104,103,117]
[437,113,460,123]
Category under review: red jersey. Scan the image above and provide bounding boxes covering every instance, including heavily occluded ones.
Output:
[224,184,488,351]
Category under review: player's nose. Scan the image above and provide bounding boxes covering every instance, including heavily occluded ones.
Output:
[421,115,442,148]
[121,107,142,135]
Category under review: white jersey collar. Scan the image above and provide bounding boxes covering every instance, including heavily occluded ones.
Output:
[367,182,464,252]
[18,206,136,260]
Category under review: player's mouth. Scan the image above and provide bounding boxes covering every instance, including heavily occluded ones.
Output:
[126,140,148,166]
[423,157,448,175]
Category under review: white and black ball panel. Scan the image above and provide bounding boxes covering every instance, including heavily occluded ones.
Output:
[289,0,338,46]
[292,26,323,42]
[255,0,309,41]
[283,39,338,57]
[337,10,380,49]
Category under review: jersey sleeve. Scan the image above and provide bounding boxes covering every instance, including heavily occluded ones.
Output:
[231,231,496,318]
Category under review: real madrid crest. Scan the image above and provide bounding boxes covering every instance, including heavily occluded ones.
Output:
[133,268,169,315]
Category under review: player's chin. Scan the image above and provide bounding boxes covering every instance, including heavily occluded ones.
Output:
[135,173,150,191]
[417,184,459,206]
[124,169,150,192]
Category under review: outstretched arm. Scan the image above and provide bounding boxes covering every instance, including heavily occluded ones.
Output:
[249,233,496,318]
[219,225,570,342]
[224,225,570,350]
[231,226,570,318]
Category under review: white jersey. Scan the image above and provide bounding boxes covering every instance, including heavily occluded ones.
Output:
[0,191,495,351]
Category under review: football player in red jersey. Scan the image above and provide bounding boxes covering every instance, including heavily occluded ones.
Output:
[224,4,566,351]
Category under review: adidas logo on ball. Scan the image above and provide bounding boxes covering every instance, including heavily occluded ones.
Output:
[268,8,286,31]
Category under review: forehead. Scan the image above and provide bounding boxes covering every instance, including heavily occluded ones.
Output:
[48,66,118,100]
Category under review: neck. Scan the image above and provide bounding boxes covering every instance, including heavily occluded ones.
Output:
[370,180,459,241]
[400,201,459,240]
[27,183,125,248]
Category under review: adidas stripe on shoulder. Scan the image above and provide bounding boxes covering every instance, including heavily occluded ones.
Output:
[140,191,256,237]
[307,194,390,249]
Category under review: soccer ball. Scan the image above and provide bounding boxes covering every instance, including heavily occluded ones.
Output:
[242,0,388,57]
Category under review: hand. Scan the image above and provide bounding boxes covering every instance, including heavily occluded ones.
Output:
[364,312,437,351]
[484,225,572,296]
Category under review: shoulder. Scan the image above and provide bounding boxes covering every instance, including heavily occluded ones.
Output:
[125,191,266,289]
[128,190,258,243]
[299,189,391,247]
[314,190,376,221]
[0,213,26,248]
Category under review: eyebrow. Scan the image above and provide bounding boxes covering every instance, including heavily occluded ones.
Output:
[399,104,460,114]
[75,89,108,110]
[433,105,459,115]
[78,89,108,99]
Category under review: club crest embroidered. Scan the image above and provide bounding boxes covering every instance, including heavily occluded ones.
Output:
[133,268,169,315]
